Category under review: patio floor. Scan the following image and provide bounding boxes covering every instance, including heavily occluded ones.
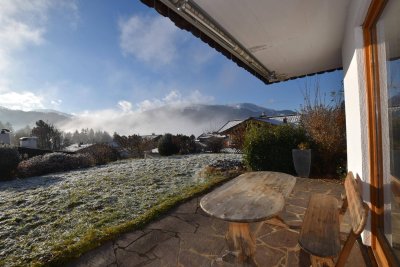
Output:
[67,177,369,267]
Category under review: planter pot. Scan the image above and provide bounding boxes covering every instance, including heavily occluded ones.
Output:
[292,149,311,178]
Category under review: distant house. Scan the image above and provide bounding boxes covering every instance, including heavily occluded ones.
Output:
[0,129,11,145]
[197,132,226,143]
[196,132,226,152]
[19,137,38,149]
[268,115,300,125]
[217,120,244,134]
[217,115,298,148]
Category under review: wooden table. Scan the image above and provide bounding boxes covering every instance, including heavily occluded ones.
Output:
[200,171,296,266]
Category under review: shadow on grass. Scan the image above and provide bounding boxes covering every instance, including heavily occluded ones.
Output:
[0,175,64,192]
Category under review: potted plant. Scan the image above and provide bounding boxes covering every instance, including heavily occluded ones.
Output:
[292,142,311,178]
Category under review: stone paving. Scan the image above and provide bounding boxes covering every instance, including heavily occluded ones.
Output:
[66,178,368,267]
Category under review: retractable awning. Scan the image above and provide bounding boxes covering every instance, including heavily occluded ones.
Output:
[141,0,349,84]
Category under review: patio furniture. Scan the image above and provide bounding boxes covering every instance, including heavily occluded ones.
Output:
[200,171,296,266]
[298,172,369,267]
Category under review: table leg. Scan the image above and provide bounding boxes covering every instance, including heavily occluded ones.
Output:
[225,222,258,266]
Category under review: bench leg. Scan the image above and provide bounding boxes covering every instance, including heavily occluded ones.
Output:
[336,232,357,267]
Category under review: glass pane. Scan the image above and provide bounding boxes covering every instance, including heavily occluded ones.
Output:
[377,0,400,260]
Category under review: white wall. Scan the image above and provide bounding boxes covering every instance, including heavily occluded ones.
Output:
[0,132,11,145]
[341,0,372,245]
[20,138,38,149]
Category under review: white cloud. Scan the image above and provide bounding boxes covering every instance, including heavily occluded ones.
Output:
[0,0,51,72]
[163,90,181,103]
[0,91,44,110]
[0,0,78,109]
[137,99,163,112]
[119,15,181,66]
[0,20,45,50]
[0,79,66,111]
[137,90,214,111]
[0,83,67,111]
[188,90,214,103]
[0,0,79,63]
[117,100,132,112]
[50,99,62,107]
[0,0,51,22]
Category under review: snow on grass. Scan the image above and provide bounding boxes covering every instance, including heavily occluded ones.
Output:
[0,153,242,266]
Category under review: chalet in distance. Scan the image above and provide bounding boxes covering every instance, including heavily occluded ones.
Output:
[217,115,298,148]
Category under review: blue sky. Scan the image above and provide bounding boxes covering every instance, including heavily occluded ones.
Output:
[0,0,343,116]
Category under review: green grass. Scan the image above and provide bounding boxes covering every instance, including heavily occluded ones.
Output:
[0,154,243,266]
[40,172,235,267]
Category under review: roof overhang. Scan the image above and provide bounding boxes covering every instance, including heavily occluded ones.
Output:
[140,0,349,84]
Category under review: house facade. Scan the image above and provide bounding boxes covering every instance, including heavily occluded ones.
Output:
[217,116,287,148]
[0,129,11,145]
[141,0,399,265]
[19,137,38,149]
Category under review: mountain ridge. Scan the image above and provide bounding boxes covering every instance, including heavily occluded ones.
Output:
[0,106,71,130]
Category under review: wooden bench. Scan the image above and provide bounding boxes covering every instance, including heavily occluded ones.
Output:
[298,172,369,267]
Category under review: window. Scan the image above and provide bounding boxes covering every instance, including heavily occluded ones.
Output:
[376,0,400,260]
[364,0,400,264]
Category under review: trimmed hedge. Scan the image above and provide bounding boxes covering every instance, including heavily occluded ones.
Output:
[17,152,95,178]
[243,124,308,174]
[78,144,119,165]
[158,134,179,156]
[205,137,225,153]
[0,145,20,181]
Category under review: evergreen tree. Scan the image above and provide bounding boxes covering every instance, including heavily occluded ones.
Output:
[31,120,62,150]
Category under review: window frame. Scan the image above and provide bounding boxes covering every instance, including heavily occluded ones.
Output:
[363,0,400,265]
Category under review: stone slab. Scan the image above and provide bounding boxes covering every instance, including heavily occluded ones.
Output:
[115,230,147,248]
[179,232,226,256]
[66,241,116,267]
[173,198,199,214]
[260,229,300,249]
[152,236,180,266]
[146,216,196,233]
[125,230,174,254]
[178,249,211,267]
[115,249,149,267]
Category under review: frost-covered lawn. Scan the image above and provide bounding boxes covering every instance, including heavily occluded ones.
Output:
[0,153,242,266]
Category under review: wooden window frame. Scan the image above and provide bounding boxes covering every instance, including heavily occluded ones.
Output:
[363,0,399,265]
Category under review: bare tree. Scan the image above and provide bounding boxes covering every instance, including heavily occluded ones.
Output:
[299,79,346,176]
